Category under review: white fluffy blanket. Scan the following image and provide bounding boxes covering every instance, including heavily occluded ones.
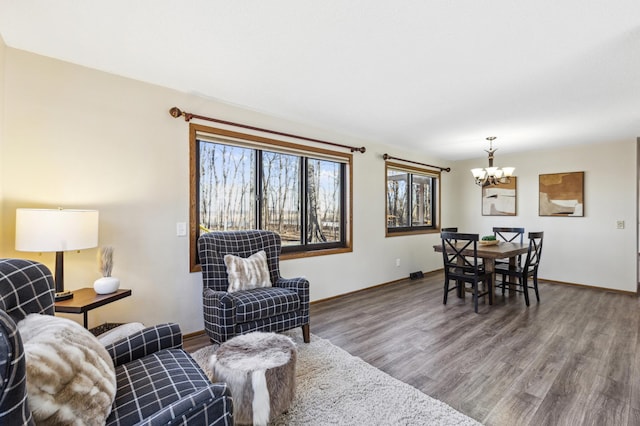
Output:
[18,314,117,425]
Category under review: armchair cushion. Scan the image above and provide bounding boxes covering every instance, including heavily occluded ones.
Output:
[107,348,229,425]
[231,287,300,322]
[18,314,116,425]
[224,250,272,292]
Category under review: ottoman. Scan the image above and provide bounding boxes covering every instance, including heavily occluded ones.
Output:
[209,332,297,425]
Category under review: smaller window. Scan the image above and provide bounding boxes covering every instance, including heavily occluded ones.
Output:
[386,162,439,235]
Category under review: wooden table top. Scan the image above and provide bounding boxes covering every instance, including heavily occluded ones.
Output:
[54,288,132,313]
[433,241,528,260]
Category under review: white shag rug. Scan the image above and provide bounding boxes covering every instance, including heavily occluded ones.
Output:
[191,331,481,426]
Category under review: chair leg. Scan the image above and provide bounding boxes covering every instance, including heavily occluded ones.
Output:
[302,324,310,343]
[473,282,479,313]
[522,276,530,306]
[533,273,540,302]
[443,280,449,305]
[501,273,506,295]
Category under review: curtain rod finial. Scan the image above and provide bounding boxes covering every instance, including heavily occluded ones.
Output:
[169,107,183,118]
[353,147,366,153]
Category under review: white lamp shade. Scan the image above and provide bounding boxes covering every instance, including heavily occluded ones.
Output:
[16,208,99,252]
[470,168,486,179]
[485,167,498,177]
[502,167,515,177]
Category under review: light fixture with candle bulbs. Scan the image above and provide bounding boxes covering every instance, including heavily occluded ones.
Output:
[470,137,515,187]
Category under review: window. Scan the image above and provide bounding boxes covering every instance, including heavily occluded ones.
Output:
[386,162,440,235]
[190,124,352,271]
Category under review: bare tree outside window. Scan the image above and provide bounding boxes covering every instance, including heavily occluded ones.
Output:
[307,159,341,243]
[262,151,301,245]
[412,175,433,226]
[386,164,438,235]
[387,169,408,228]
[199,143,255,231]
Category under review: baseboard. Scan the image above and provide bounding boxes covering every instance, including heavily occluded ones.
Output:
[183,329,207,340]
[540,278,637,296]
[310,269,440,305]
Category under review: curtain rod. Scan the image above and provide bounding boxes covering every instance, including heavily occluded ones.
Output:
[383,153,451,172]
[169,107,366,153]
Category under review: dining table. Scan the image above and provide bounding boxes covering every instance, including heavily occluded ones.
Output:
[433,240,529,297]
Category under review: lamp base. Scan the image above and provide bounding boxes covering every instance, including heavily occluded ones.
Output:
[54,291,74,302]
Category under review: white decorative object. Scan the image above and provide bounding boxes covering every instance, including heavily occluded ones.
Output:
[94,276,120,294]
[94,246,120,294]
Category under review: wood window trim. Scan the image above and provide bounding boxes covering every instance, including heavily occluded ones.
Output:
[385,161,441,238]
[189,123,353,272]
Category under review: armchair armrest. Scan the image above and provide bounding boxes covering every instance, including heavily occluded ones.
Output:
[203,288,235,344]
[275,276,310,322]
[105,323,182,367]
[138,383,233,426]
[275,276,309,290]
[0,310,34,425]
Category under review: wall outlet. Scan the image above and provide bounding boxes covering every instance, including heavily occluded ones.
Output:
[176,222,187,236]
[616,220,625,229]
[395,258,401,267]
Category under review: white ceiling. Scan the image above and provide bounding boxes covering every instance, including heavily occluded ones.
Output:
[1,1,639,160]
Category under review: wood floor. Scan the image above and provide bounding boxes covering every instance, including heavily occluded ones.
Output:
[185,272,640,425]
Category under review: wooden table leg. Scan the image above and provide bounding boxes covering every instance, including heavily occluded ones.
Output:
[484,259,495,298]
[508,256,517,294]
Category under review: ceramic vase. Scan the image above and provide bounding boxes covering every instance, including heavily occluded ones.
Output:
[94,276,120,294]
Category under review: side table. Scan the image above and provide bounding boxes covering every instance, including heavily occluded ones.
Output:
[54,288,132,329]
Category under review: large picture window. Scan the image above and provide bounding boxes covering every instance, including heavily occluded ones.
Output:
[190,124,352,270]
[386,162,439,235]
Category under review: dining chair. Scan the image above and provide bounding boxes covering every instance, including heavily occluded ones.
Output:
[441,227,458,232]
[440,231,493,313]
[493,227,525,265]
[494,231,544,306]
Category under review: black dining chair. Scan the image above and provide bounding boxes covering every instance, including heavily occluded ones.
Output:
[440,232,493,313]
[493,227,525,265]
[441,227,458,232]
[495,231,544,306]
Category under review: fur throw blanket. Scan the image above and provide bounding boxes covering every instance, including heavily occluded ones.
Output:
[18,314,117,425]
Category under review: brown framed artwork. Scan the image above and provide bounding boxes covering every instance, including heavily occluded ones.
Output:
[539,171,584,217]
[482,177,517,216]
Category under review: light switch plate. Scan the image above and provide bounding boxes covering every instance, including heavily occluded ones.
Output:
[616,220,625,229]
[176,222,187,236]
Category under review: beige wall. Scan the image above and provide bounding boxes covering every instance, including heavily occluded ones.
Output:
[1,47,636,333]
[0,48,454,332]
[450,140,638,292]
[0,35,5,230]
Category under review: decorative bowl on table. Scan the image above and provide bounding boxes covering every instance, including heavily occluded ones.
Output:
[479,236,499,246]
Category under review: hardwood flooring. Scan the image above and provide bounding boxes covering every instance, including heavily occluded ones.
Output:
[185,271,640,425]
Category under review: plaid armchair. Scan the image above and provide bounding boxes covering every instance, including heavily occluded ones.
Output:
[198,230,310,344]
[0,258,233,426]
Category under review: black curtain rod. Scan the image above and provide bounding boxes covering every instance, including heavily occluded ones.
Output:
[383,153,451,172]
[169,107,366,153]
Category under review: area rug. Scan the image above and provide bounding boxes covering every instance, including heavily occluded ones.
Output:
[191,332,480,425]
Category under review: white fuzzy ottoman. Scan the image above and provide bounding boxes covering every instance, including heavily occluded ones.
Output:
[209,332,297,426]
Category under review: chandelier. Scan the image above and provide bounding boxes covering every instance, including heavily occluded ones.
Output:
[470,137,515,187]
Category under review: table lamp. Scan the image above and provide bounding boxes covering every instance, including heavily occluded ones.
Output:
[15,208,99,301]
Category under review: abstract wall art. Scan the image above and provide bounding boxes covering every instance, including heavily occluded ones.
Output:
[482,177,517,216]
[539,171,584,217]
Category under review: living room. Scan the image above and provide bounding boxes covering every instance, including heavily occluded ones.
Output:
[0,3,639,425]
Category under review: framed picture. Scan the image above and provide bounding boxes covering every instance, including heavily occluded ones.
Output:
[482,177,517,216]
[539,171,584,217]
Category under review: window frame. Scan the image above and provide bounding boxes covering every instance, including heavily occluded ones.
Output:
[190,123,353,272]
[385,161,441,237]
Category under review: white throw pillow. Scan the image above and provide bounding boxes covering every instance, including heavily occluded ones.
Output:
[18,314,117,425]
[224,250,272,292]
